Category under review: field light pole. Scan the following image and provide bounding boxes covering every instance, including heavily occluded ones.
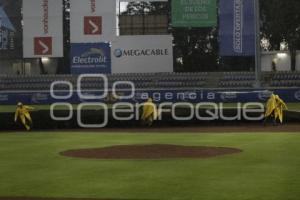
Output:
[254,0,261,88]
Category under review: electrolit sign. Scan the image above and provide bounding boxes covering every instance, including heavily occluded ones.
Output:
[71,43,111,74]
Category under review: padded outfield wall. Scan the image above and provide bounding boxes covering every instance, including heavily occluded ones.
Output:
[1,88,299,130]
[0,88,300,105]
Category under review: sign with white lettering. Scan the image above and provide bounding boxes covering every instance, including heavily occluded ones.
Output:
[121,0,167,1]
[0,1,22,58]
[23,0,63,58]
[172,0,217,27]
[70,43,111,74]
[111,35,173,73]
[219,0,255,56]
[70,0,116,43]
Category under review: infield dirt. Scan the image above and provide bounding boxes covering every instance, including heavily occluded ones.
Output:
[60,144,242,159]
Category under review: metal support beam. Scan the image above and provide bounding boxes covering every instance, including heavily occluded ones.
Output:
[254,0,261,88]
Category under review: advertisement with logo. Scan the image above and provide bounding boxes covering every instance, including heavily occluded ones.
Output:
[111,35,173,73]
[121,0,167,1]
[0,88,299,105]
[23,0,63,58]
[219,0,255,56]
[70,0,116,43]
[294,90,300,101]
[70,43,111,74]
[31,93,49,104]
[258,90,273,101]
[172,0,217,27]
[0,0,22,58]
[220,92,238,102]
[0,94,8,102]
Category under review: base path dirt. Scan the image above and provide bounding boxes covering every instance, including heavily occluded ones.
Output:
[60,144,242,159]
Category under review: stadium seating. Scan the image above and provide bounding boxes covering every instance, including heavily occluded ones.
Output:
[1,71,300,91]
[0,72,208,91]
[218,72,256,88]
[270,71,300,87]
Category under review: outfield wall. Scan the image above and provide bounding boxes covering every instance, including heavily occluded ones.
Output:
[0,88,300,105]
[1,107,299,130]
[1,88,300,130]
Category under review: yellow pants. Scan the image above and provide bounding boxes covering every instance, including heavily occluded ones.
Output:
[141,114,154,126]
[20,113,32,130]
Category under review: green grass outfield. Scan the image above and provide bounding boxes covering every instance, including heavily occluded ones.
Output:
[0,132,300,200]
[1,102,300,113]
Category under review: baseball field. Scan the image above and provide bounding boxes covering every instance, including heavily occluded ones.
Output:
[1,126,300,200]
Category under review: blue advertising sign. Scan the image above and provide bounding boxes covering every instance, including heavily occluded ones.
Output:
[0,3,23,58]
[1,88,300,105]
[70,43,111,74]
[219,0,255,56]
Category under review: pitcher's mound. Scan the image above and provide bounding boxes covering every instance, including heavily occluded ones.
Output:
[60,144,242,159]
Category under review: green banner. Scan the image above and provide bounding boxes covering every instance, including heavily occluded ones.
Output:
[172,0,217,27]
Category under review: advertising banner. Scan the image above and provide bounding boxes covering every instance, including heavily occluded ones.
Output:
[219,0,255,56]
[111,35,173,73]
[121,0,167,2]
[70,0,116,43]
[1,88,300,105]
[172,0,217,27]
[0,0,22,58]
[23,0,63,58]
[70,43,111,74]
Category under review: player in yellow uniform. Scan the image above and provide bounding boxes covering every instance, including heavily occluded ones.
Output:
[14,102,34,131]
[274,95,288,123]
[264,93,276,124]
[264,94,288,125]
[140,98,158,126]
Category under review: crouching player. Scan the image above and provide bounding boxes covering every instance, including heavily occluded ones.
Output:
[14,102,34,131]
[274,95,288,124]
[264,94,288,125]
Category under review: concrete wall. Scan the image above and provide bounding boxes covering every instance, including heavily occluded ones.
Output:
[0,59,22,74]
[296,51,300,71]
[0,58,58,75]
[261,51,291,72]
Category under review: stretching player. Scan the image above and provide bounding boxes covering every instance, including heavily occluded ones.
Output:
[14,102,34,131]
